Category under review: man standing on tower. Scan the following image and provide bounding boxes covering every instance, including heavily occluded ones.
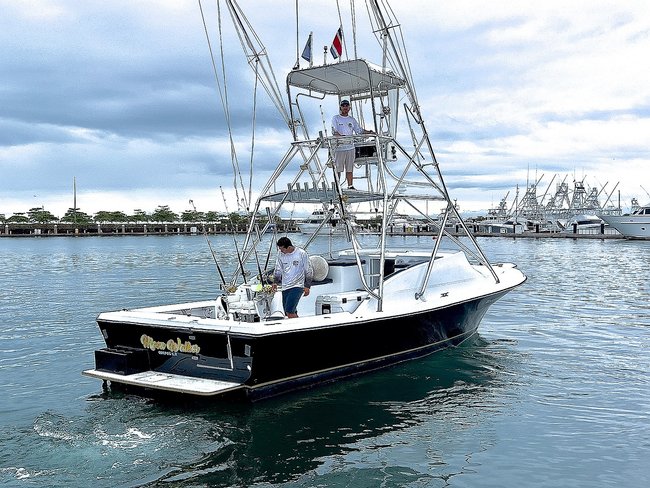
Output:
[331,99,373,190]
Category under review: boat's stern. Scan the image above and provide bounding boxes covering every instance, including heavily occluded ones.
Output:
[83,300,253,397]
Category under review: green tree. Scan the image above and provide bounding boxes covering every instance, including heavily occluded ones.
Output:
[181,210,205,222]
[228,212,244,226]
[130,209,150,222]
[94,210,128,222]
[7,213,29,223]
[61,208,92,224]
[28,207,58,223]
[204,211,221,222]
[224,212,250,231]
[151,205,178,222]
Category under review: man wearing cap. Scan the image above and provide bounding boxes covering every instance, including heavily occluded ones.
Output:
[331,100,373,190]
[271,236,313,319]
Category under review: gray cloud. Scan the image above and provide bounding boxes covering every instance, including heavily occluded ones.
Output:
[1,1,649,217]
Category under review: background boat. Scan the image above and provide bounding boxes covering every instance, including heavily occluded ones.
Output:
[599,202,650,238]
[298,209,357,235]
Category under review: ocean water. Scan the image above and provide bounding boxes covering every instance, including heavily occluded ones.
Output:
[0,234,648,487]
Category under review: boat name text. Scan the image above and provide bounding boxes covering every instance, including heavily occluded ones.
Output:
[140,334,201,354]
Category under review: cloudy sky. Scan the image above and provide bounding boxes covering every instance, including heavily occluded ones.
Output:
[1,0,649,218]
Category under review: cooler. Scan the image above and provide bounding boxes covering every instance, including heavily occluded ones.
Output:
[315,291,369,315]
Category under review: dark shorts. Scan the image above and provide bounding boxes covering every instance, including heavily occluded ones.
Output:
[282,287,303,314]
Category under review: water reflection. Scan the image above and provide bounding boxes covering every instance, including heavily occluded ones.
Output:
[132,334,522,487]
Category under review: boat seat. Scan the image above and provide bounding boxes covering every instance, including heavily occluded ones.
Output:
[327,258,366,266]
[311,278,333,286]
[394,256,430,268]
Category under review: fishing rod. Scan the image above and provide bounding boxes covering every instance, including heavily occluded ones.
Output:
[220,186,248,285]
[189,199,227,288]
[263,207,276,272]
[251,223,267,284]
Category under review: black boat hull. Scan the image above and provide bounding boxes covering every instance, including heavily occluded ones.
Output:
[93,289,505,400]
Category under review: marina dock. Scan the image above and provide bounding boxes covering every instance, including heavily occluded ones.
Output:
[0,222,627,239]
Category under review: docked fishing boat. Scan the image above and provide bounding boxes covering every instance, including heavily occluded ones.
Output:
[83,0,526,400]
[298,209,357,235]
[558,214,604,234]
[478,218,526,235]
[599,203,650,239]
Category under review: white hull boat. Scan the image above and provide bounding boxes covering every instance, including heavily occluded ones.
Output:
[298,209,357,235]
[84,0,526,400]
[600,204,650,238]
[558,214,604,234]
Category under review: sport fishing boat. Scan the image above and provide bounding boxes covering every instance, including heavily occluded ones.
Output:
[599,202,650,239]
[298,209,358,235]
[83,0,526,400]
[558,214,604,234]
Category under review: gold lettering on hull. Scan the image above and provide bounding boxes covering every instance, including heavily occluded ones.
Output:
[140,334,201,354]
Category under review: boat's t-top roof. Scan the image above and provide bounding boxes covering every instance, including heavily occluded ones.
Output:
[287,59,406,96]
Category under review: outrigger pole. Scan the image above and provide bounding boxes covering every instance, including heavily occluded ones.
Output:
[223,0,291,127]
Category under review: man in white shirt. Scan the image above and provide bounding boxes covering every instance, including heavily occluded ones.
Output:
[331,99,373,190]
[271,237,313,318]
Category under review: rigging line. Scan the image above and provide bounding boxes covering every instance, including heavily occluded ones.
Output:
[235,199,270,282]
[334,0,346,60]
[288,204,296,235]
[198,1,223,99]
[199,0,245,209]
[189,199,227,287]
[295,0,299,67]
[234,142,309,277]
[225,1,291,128]
[369,4,406,83]
[252,224,265,281]
[220,186,248,285]
[393,16,417,105]
[216,0,248,210]
[371,1,419,116]
[365,3,409,97]
[263,208,275,272]
[350,0,358,60]
[248,58,260,212]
